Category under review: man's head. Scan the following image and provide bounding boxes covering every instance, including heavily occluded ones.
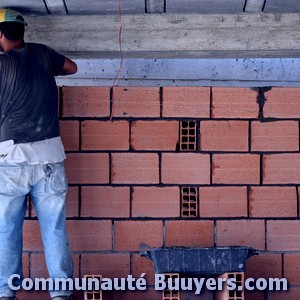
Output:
[0,8,26,41]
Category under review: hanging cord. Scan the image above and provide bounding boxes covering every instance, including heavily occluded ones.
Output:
[110,0,124,121]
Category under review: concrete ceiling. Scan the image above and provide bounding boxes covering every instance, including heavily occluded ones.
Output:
[0,0,299,15]
[0,0,299,87]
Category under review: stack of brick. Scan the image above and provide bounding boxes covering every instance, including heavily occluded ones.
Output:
[21,87,300,300]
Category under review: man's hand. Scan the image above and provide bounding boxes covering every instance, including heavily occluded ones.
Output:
[60,57,77,75]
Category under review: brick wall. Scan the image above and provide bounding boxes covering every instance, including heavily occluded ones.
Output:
[22,86,300,300]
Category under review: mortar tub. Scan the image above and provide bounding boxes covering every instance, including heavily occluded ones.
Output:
[140,245,259,275]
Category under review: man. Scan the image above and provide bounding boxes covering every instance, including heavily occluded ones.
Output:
[0,8,77,300]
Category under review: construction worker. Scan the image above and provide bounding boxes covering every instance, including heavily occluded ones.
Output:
[0,8,77,300]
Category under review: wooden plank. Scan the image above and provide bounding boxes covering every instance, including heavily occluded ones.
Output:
[0,0,48,15]
[44,0,67,15]
[166,0,244,13]
[244,0,265,12]
[146,0,165,13]
[64,0,145,15]
[24,13,300,53]
[264,0,300,13]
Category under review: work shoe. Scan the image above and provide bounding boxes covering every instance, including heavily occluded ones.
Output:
[52,295,76,300]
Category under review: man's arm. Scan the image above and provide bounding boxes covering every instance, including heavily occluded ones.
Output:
[60,57,77,75]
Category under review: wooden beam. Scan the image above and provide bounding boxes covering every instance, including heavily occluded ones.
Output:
[44,0,67,15]
[24,13,300,56]
[146,0,165,13]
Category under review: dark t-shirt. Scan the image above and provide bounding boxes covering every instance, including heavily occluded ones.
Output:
[0,43,65,144]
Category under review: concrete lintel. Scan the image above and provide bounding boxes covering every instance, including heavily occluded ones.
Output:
[56,57,300,87]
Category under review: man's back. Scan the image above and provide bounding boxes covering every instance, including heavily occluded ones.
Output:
[0,43,64,144]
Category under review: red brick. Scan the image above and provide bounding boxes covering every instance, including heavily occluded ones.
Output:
[165,221,214,247]
[161,153,210,184]
[182,289,214,300]
[81,253,130,278]
[112,153,159,184]
[112,87,160,117]
[60,121,80,151]
[81,121,129,150]
[65,153,109,184]
[114,221,163,251]
[212,87,258,118]
[66,186,78,217]
[284,254,300,285]
[244,290,265,300]
[263,154,300,184]
[162,87,210,118]
[267,220,300,251]
[23,254,30,279]
[213,154,260,184]
[200,121,248,151]
[251,121,299,152]
[131,121,179,150]
[132,187,180,218]
[30,253,80,279]
[17,290,51,300]
[61,86,110,117]
[132,254,156,285]
[67,220,112,251]
[249,186,297,218]
[268,288,300,300]
[217,220,265,250]
[23,220,43,251]
[246,254,282,280]
[114,288,162,300]
[81,186,130,218]
[264,88,300,118]
[199,187,247,218]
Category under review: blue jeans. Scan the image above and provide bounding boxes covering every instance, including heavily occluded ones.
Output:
[0,162,73,298]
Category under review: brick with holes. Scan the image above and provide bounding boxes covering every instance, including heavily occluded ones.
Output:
[84,274,102,300]
[216,272,245,300]
[181,187,198,217]
[162,273,180,300]
[180,121,197,151]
